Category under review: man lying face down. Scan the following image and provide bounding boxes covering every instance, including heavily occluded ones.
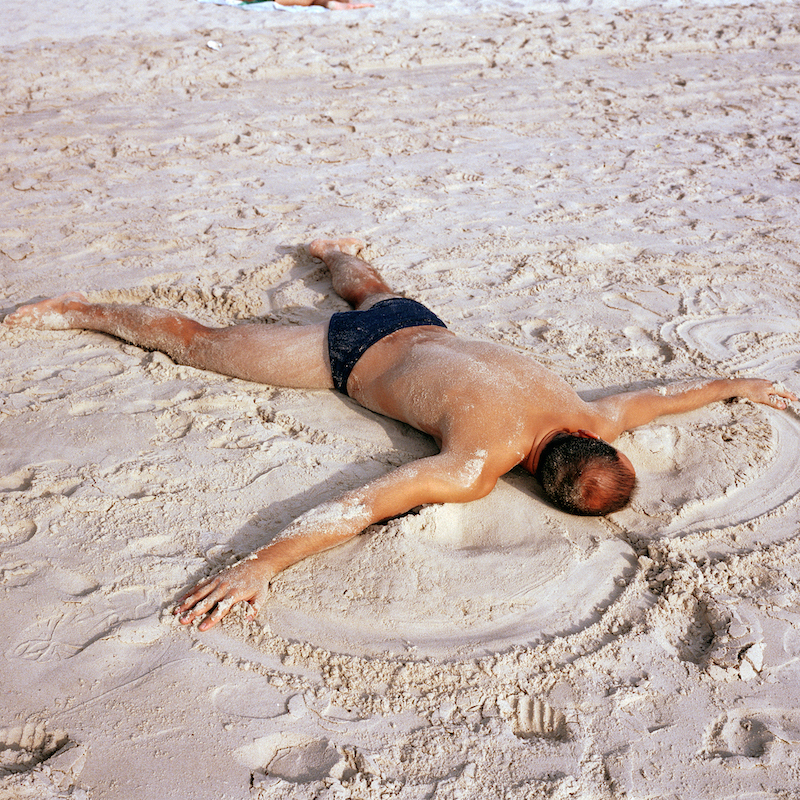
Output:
[6,237,795,629]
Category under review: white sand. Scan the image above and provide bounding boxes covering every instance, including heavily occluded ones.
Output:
[2,0,800,797]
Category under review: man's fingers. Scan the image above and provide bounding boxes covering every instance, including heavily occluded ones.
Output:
[174,560,272,629]
[768,384,797,409]
[175,579,252,630]
[246,587,270,620]
[743,380,797,409]
[175,577,219,613]
[773,386,798,401]
[175,578,232,625]
[198,596,240,630]
[187,589,228,619]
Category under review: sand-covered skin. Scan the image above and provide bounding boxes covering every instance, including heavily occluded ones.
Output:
[2,2,800,798]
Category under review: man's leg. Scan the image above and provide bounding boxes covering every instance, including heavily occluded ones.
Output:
[4,292,333,389]
[309,238,399,308]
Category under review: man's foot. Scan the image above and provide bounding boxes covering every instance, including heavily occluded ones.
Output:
[4,292,89,329]
[308,238,364,261]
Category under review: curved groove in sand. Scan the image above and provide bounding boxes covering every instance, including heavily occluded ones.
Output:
[649,313,800,535]
[245,480,638,660]
[657,411,800,537]
[662,314,800,376]
[618,410,800,541]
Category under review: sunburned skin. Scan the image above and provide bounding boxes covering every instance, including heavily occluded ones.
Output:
[5,237,797,630]
[347,329,606,477]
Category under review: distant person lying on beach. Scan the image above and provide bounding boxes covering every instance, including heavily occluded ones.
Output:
[5,238,796,630]
[245,0,374,10]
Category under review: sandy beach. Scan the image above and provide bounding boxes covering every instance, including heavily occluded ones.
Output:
[2,0,800,797]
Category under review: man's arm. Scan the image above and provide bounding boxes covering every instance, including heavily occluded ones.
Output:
[174,451,496,630]
[592,378,797,440]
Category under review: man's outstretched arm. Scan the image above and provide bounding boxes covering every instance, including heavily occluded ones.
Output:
[591,377,797,440]
[174,451,496,630]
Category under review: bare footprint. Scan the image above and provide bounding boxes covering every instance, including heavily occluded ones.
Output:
[0,720,70,774]
[0,722,85,798]
[512,694,568,741]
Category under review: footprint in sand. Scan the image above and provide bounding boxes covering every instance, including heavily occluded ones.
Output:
[702,714,774,771]
[237,733,346,786]
[0,721,86,798]
[0,519,37,547]
[0,720,71,774]
[510,694,568,742]
[0,468,35,493]
[705,710,793,766]
[9,586,159,663]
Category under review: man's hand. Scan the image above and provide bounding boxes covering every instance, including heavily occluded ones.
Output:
[732,379,797,410]
[174,556,275,631]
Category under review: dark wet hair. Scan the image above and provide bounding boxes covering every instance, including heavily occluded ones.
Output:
[535,434,636,516]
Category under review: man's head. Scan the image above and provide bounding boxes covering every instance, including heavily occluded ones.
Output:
[535,431,636,516]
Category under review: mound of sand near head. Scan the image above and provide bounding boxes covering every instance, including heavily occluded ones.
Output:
[2,2,800,798]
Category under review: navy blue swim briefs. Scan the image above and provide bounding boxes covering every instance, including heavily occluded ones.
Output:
[327,297,448,396]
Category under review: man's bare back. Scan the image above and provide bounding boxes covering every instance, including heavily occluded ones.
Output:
[5,237,796,630]
[350,326,608,473]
